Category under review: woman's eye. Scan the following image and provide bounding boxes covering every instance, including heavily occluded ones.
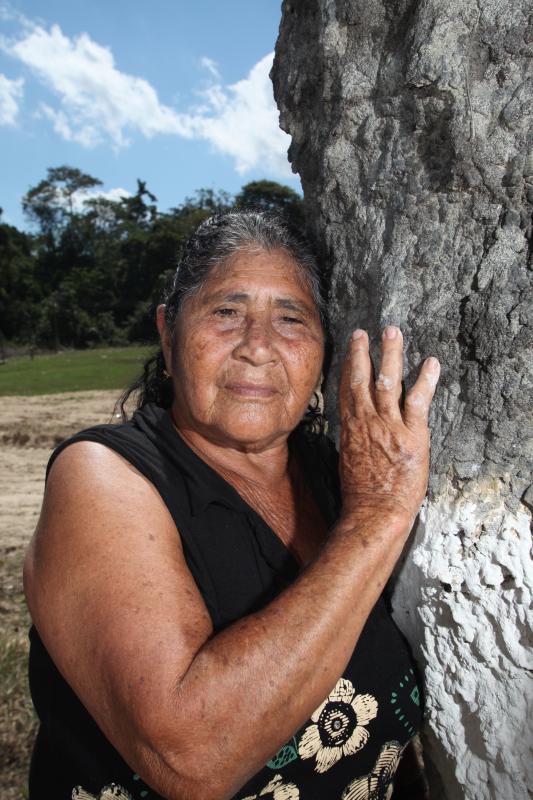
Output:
[281,316,303,325]
[214,308,237,317]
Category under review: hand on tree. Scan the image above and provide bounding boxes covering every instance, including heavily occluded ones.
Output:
[338,325,440,527]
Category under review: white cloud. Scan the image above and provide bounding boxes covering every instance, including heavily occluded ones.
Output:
[71,186,132,212]
[0,73,23,125]
[190,54,292,176]
[5,24,189,148]
[2,22,292,176]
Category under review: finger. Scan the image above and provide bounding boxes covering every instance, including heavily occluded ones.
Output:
[403,356,440,430]
[338,336,354,420]
[374,326,404,419]
[339,329,369,420]
[347,329,375,419]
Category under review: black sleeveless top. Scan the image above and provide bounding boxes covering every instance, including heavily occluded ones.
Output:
[28,403,423,800]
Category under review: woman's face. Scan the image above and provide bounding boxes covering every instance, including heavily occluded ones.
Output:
[163,248,324,452]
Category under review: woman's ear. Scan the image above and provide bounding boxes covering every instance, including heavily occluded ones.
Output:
[314,371,325,414]
[156,304,173,375]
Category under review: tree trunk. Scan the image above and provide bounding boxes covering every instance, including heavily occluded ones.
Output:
[272,2,532,798]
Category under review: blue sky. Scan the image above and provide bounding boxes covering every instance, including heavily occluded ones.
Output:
[0,0,300,229]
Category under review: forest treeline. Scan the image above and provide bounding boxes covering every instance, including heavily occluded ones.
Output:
[0,166,304,352]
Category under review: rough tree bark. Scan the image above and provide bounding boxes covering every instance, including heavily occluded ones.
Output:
[272,2,532,798]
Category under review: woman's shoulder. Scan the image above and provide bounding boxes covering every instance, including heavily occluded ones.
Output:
[44,402,217,530]
[31,404,201,528]
[45,402,177,494]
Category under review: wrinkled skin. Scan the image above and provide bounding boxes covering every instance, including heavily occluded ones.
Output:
[158,248,325,455]
[338,326,440,525]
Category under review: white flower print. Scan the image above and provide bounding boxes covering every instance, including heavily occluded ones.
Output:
[240,772,300,800]
[298,677,378,773]
[341,741,404,800]
[72,784,132,800]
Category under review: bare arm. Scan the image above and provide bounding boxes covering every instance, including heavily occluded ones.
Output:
[24,326,439,800]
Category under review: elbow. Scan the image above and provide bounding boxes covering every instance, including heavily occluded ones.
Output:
[133,727,244,800]
[161,755,243,800]
[126,685,259,800]
[142,764,239,800]
[173,777,240,800]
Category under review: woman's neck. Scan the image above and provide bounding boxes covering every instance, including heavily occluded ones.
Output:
[169,409,327,568]
[170,412,291,490]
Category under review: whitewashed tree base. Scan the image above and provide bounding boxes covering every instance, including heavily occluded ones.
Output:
[392,484,532,799]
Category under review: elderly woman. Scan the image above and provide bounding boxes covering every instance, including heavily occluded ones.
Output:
[24,211,440,800]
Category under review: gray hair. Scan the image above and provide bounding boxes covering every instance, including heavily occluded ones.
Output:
[163,210,328,331]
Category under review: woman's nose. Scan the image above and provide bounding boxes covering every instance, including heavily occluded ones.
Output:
[232,317,278,365]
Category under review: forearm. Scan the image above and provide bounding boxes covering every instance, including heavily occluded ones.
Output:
[152,510,413,800]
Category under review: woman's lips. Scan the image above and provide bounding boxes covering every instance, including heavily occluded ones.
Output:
[224,382,278,398]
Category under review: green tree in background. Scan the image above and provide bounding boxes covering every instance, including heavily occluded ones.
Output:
[235,179,304,229]
[22,166,103,243]
[1,171,303,351]
[0,212,39,353]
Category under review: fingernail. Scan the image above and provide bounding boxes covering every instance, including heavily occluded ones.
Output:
[352,329,364,340]
[427,356,440,370]
[384,325,398,339]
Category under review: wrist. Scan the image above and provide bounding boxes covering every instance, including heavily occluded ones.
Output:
[336,506,415,538]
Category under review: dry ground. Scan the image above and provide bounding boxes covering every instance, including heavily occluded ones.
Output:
[0,391,122,798]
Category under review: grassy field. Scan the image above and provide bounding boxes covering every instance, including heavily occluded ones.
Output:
[0,346,154,397]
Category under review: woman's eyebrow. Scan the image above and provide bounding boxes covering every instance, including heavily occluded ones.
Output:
[274,298,313,315]
[203,291,248,305]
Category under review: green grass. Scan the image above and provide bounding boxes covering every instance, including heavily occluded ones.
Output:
[0,346,154,396]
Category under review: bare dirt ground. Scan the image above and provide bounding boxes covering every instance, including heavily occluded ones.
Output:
[0,390,122,798]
